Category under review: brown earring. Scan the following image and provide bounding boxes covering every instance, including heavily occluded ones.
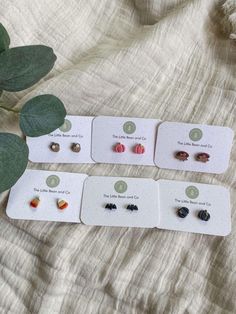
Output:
[196,153,210,163]
[50,142,60,152]
[175,151,189,161]
[71,143,81,153]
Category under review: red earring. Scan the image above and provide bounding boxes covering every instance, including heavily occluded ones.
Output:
[196,153,210,162]
[175,151,189,161]
[133,144,145,154]
[30,197,40,208]
[114,143,125,153]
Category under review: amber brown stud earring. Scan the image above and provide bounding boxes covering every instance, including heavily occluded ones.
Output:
[57,199,68,210]
[196,153,210,163]
[30,197,40,208]
[175,151,189,161]
[50,142,60,152]
[71,143,81,153]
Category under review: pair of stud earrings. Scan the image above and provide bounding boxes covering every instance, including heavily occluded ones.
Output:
[177,207,210,221]
[30,197,68,210]
[50,142,81,153]
[105,203,138,211]
[114,143,145,154]
[175,151,210,162]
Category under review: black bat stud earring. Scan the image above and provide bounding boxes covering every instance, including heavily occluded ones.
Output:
[105,203,117,210]
[127,204,138,211]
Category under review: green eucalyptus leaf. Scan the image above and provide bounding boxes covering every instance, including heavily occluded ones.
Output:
[0,133,29,193]
[0,23,10,53]
[0,45,56,92]
[20,94,66,137]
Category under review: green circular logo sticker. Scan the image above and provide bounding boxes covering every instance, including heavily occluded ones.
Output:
[185,186,199,199]
[59,119,72,132]
[46,175,60,188]
[123,121,136,134]
[114,180,128,193]
[189,128,203,141]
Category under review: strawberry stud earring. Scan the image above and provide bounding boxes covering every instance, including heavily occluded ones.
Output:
[175,151,189,161]
[196,153,210,163]
[30,197,40,208]
[114,143,125,153]
[57,199,68,210]
[133,144,145,154]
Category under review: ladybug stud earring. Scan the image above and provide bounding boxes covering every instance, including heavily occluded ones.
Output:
[175,151,189,161]
[50,142,60,152]
[57,199,68,210]
[196,153,210,163]
[133,144,145,154]
[30,197,40,208]
[114,143,125,153]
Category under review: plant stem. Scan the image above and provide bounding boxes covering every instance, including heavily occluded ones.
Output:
[0,104,20,113]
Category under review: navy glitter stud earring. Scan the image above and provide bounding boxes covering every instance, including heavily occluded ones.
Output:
[105,203,117,210]
[177,207,189,218]
[127,204,138,211]
[198,210,210,221]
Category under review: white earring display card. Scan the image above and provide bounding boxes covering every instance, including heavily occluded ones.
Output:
[80,176,159,228]
[157,180,231,236]
[6,170,88,223]
[154,122,234,174]
[92,116,161,166]
[27,115,95,164]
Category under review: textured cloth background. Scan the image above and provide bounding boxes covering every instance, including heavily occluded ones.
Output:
[0,0,236,313]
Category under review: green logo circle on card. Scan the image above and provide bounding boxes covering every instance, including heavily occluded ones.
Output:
[46,175,60,188]
[185,186,199,199]
[123,121,136,134]
[189,128,203,141]
[114,180,128,193]
[59,119,72,132]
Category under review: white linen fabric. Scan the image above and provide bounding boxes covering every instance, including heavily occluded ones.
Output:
[0,0,236,313]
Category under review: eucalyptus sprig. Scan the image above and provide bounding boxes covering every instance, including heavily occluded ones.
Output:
[0,23,66,193]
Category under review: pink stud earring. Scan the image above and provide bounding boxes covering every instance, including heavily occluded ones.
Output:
[175,151,189,161]
[133,144,145,154]
[113,143,126,153]
[196,153,210,163]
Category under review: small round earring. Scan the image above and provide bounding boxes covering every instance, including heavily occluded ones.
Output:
[196,153,210,163]
[175,151,189,161]
[133,144,145,154]
[71,143,81,153]
[50,142,60,152]
[127,204,138,211]
[114,143,126,153]
[105,203,117,210]
[30,197,40,208]
[198,210,210,221]
[57,199,68,210]
[177,207,189,218]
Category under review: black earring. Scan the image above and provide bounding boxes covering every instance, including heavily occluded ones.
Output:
[177,207,189,218]
[105,203,117,210]
[127,204,138,211]
[198,210,210,221]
